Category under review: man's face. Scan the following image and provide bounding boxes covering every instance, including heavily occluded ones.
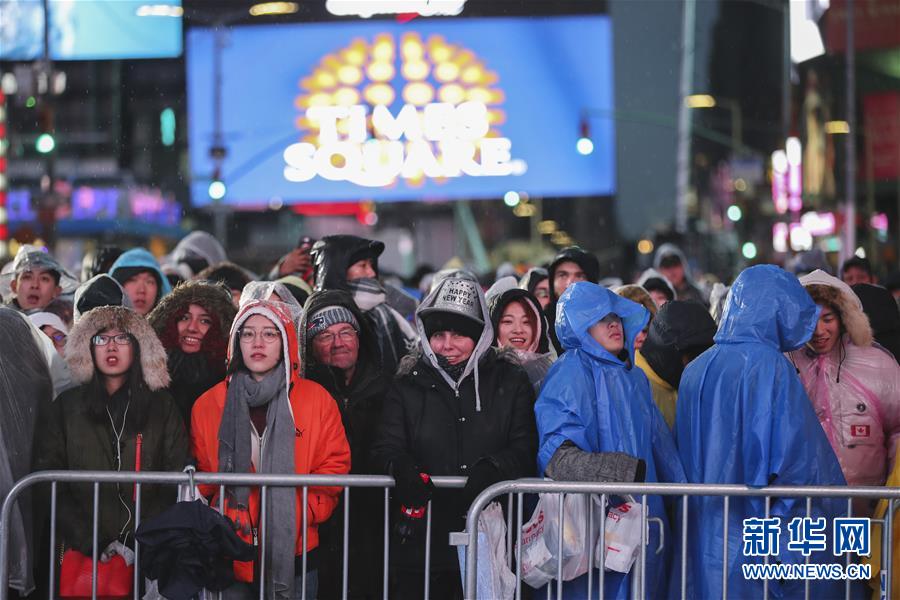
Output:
[553,261,586,297]
[842,266,873,287]
[658,259,685,287]
[10,268,61,311]
[810,306,842,355]
[312,322,360,372]
[346,259,376,281]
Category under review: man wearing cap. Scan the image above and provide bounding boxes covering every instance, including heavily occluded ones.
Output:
[4,247,75,314]
[544,246,601,355]
[311,235,417,375]
[301,289,388,599]
[372,276,536,598]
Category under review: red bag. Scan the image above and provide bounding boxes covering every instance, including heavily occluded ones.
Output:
[58,549,133,599]
[60,433,141,599]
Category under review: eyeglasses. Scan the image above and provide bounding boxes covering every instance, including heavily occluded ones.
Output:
[92,334,132,346]
[239,327,281,344]
[534,289,550,299]
[50,333,67,344]
[314,328,357,345]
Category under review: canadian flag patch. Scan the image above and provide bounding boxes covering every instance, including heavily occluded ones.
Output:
[850,425,871,438]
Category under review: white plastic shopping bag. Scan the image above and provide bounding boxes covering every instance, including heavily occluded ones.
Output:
[457,502,516,600]
[515,493,593,588]
[595,496,645,574]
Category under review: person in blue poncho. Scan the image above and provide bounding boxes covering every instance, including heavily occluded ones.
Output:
[535,281,686,599]
[675,264,848,599]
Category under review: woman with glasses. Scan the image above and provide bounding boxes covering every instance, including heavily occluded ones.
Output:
[191,300,351,599]
[33,306,189,593]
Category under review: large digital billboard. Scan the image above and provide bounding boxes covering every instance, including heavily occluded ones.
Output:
[187,15,615,206]
[0,0,182,60]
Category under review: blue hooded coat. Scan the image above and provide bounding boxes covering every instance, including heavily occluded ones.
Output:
[675,265,847,599]
[535,282,686,599]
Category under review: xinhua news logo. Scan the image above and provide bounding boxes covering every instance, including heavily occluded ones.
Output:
[741,517,872,581]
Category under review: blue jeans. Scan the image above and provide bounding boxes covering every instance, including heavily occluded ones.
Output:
[222,570,318,599]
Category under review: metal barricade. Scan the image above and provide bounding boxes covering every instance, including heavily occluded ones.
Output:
[457,480,900,600]
[0,470,466,600]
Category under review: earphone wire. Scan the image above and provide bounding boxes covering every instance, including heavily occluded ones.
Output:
[106,396,133,541]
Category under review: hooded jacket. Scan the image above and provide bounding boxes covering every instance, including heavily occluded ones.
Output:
[486,277,555,392]
[1,308,52,594]
[370,277,537,572]
[33,306,188,556]
[109,248,173,311]
[190,301,351,584]
[310,235,415,375]
[853,282,900,362]
[148,281,237,427]
[637,301,717,428]
[652,243,707,305]
[310,235,385,293]
[299,290,389,598]
[788,270,900,489]
[675,265,847,600]
[518,267,548,296]
[535,281,684,599]
[172,231,228,277]
[73,274,133,322]
[544,246,601,354]
[636,268,677,303]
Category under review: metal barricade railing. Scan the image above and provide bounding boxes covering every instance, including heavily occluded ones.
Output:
[0,470,466,600]
[457,480,900,600]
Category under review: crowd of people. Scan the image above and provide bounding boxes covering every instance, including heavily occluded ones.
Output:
[0,231,898,599]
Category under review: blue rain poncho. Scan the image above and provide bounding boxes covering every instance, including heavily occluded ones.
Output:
[675,265,847,599]
[535,282,685,599]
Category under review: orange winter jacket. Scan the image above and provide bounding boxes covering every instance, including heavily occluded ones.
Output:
[190,300,351,583]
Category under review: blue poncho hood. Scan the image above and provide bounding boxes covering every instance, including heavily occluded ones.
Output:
[715,264,820,351]
[675,264,846,599]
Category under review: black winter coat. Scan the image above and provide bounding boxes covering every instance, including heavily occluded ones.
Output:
[371,348,537,571]
[33,385,189,554]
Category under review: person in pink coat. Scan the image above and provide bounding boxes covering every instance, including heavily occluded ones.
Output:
[788,270,900,511]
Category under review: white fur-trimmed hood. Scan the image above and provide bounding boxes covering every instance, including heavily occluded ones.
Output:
[65,306,171,390]
[800,269,874,348]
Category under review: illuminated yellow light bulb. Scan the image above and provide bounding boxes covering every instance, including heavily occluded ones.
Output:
[308,92,332,107]
[402,60,430,81]
[401,34,424,59]
[337,65,363,85]
[466,87,492,104]
[373,36,394,61]
[367,61,395,82]
[461,65,484,84]
[365,83,395,106]
[343,45,367,66]
[438,84,465,104]
[434,62,460,83]
[316,71,337,88]
[488,110,506,125]
[334,87,360,106]
[403,82,435,105]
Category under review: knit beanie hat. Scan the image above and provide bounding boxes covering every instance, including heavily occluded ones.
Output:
[306,305,360,341]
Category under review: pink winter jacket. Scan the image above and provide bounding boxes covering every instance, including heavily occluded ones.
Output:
[789,339,900,487]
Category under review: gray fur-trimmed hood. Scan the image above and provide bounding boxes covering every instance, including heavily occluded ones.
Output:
[65,306,170,390]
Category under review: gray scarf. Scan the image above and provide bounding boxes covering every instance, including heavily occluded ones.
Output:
[218,367,296,599]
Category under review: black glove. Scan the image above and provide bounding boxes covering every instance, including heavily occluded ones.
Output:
[461,460,503,508]
[390,457,434,507]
